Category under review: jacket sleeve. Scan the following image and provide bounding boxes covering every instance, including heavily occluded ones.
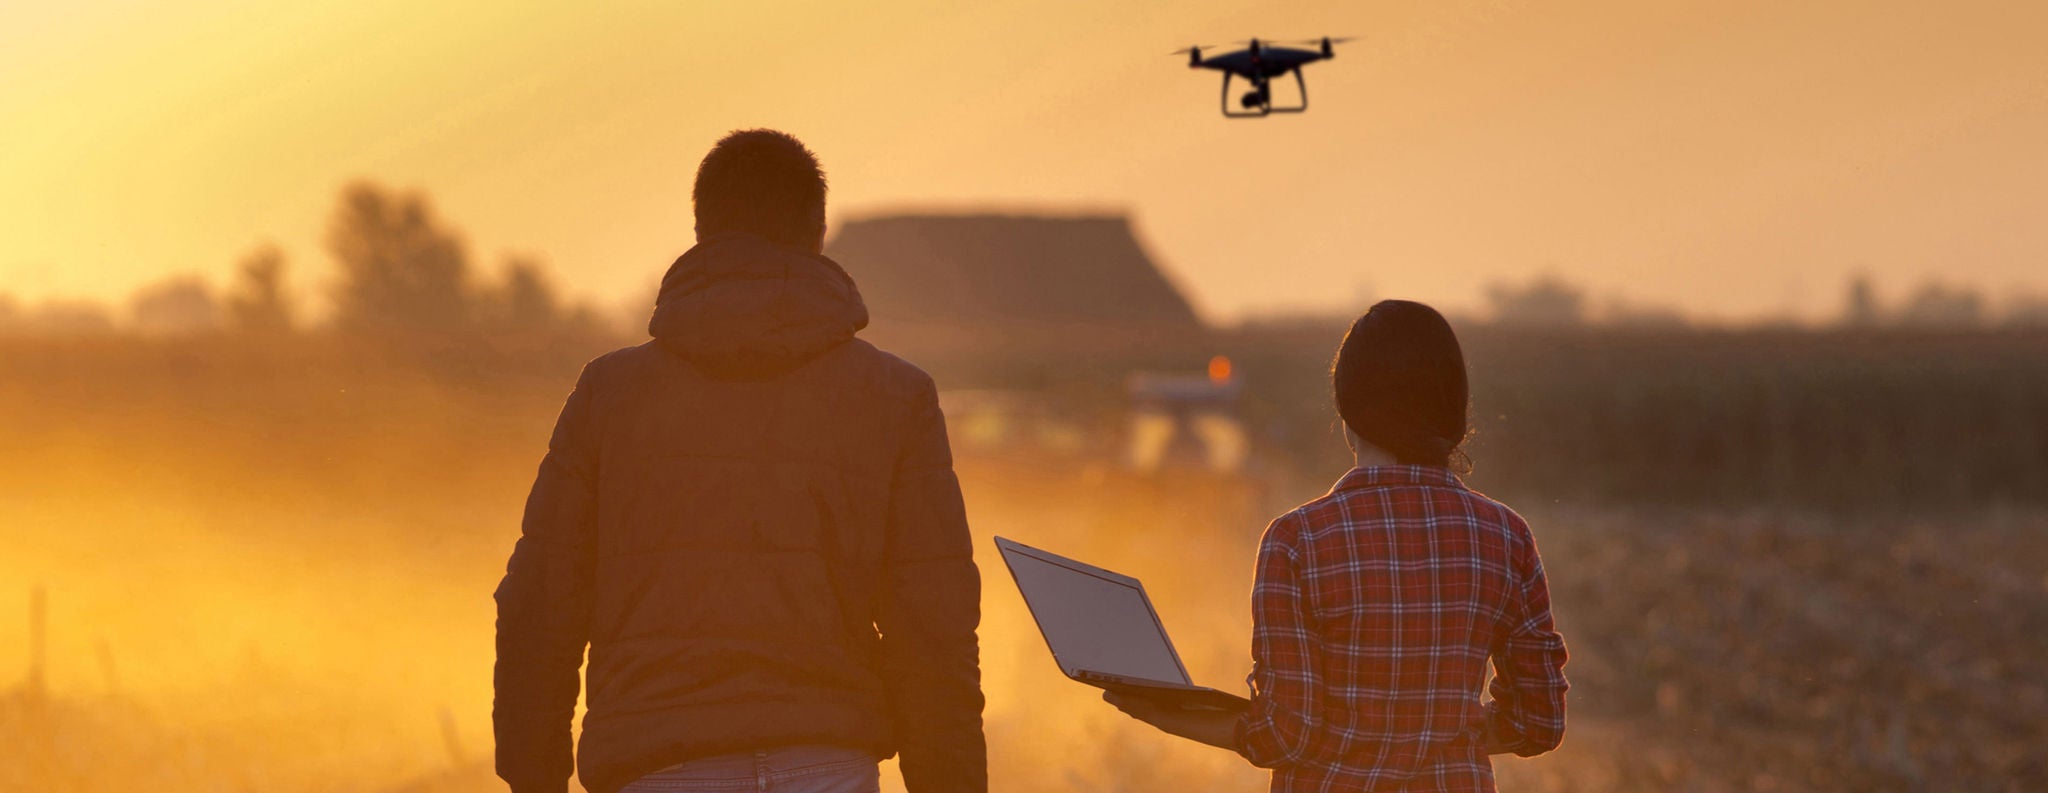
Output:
[494,362,604,793]
[1234,514,1331,768]
[873,376,987,793]
[1485,522,1570,756]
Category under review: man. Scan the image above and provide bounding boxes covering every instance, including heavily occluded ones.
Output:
[494,129,986,793]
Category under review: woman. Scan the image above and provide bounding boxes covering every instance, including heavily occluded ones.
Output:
[1107,300,1569,791]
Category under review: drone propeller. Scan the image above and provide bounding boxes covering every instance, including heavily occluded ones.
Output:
[1176,37,1351,55]
[1178,38,1270,51]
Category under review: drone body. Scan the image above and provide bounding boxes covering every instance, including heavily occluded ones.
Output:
[1178,37,1348,118]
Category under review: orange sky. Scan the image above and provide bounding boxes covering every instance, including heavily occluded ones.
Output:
[3,0,2045,323]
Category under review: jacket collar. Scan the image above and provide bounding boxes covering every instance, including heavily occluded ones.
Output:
[1329,464,1466,495]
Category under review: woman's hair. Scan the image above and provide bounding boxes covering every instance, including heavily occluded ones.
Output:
[1331,300,1472,470]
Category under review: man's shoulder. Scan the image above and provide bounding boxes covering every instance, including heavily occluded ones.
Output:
[847,338,937,391]
[579,339,935,394]
[827,339,938,401]
[575,342,660,388]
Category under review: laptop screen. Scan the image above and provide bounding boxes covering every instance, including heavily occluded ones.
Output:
[999,541,1191,685]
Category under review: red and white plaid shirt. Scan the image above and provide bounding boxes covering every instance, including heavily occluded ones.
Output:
[1234,465,1569,792]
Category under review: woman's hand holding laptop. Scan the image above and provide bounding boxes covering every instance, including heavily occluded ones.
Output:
[1103,690,1243,752]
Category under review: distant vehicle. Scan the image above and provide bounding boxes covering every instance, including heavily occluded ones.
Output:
[1174,37,1351,118]
[1125,357,1248,473]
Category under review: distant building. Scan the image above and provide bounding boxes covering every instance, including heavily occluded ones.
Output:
[825,214,1208,356]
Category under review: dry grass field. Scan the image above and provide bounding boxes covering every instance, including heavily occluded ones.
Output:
[2,329,2043,792]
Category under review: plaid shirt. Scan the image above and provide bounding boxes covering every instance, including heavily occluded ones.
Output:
[1234,465,1568,792]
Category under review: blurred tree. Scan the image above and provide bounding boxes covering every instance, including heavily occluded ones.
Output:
[327,182,473,335]
[481,255,560,330]
[129,276,221,336]
[1843,273,1881,328]
[1485,275,1586,327]
[225,244,296,333]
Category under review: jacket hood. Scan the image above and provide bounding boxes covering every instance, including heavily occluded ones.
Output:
[648,233,868,371]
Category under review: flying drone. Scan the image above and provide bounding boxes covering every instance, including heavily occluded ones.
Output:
[1175,37,1351,118]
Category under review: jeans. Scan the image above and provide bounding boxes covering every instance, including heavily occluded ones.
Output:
[620,745,881,793]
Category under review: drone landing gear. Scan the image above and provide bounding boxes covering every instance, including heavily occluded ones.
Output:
[1219,68,1309,118]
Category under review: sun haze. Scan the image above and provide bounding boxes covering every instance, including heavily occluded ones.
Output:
[3,0,2044,322]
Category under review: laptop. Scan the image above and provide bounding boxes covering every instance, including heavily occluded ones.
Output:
[994,536,1251,712]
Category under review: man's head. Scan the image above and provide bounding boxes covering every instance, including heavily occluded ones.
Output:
[692,129,828,253]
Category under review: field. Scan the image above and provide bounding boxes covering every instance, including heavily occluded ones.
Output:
[2,328,2044,792]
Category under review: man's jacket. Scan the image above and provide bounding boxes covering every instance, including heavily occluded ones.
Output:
[493,233,986,793]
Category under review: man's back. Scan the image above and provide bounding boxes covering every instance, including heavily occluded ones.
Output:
[494,233,986,793]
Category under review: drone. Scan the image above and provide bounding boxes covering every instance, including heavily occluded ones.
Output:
[1175,37,1351,118]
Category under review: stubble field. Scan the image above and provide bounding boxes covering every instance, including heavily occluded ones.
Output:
[3,332,2042,792]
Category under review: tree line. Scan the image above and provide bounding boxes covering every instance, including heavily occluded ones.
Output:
[0,182,607,340]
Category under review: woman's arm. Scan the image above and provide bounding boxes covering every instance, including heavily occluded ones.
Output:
[1103,691,1242,751]
[1099,515,1325,766]
[1232,517,1328,767]
[1485,525,1570,756]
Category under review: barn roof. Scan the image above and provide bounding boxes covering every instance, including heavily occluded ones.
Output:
[826,214,1206,348]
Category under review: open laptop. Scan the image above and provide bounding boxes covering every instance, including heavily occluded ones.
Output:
[994,536,1251,712]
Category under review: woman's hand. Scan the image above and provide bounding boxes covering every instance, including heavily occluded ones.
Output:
[1102,691,1243,752]
[1481,715,1521,755]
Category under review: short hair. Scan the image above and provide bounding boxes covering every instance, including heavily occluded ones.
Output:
[692,129,827,247]
[1331,300,1472,470]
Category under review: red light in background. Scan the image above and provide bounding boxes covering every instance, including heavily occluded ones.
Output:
[1208,355,1232,384]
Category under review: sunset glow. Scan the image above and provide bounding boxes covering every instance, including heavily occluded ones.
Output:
[5,4,2046,792]
[5,0,2046,322]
